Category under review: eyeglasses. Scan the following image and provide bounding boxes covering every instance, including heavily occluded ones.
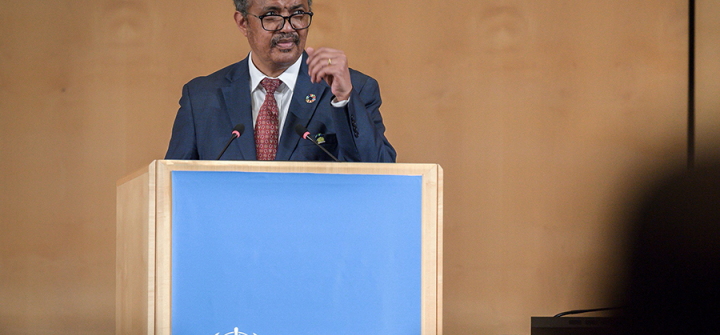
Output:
[249,12,313,31]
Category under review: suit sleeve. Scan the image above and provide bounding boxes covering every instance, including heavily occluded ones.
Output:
[165,84,199,160]
[331,76,397,162]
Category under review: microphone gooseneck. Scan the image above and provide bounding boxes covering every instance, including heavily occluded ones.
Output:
[294,124,340,162]
[216,123,245,160]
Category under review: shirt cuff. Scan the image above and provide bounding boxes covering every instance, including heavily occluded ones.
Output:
[331,97,350,107]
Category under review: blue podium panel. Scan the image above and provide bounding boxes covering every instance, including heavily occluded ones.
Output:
[171,171,423,335]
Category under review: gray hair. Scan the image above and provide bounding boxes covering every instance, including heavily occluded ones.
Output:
[233,0,313,17]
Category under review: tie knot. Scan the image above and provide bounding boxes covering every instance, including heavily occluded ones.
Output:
[260,78,282,95]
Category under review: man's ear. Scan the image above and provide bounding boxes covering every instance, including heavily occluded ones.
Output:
[234,11,249,37]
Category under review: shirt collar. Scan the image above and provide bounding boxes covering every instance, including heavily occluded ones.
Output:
[248,52,302,92]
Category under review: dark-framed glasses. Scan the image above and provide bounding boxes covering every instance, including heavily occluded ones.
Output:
[250,12,313,31]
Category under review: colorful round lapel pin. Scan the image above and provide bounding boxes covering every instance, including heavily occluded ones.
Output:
[305,94,316,104]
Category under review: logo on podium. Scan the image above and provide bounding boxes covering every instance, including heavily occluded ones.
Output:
[215,327,257,335]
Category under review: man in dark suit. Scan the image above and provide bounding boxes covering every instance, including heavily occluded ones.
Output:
[165,0,396,162]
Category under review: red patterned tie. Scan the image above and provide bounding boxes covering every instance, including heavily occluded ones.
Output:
[255,78,282,160]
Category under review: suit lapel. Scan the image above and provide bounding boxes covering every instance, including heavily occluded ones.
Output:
[276,53,330,161]
[221,57,256,160]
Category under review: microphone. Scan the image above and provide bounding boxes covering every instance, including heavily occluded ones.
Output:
[294,124,339,162]
[216,123,245,160]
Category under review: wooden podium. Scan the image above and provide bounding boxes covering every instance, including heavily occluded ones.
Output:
[116,160,442,335]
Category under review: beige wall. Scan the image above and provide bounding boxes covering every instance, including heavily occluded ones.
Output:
[1,0,714,334]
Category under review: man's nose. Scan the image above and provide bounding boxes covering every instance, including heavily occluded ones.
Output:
[280,17,296,33]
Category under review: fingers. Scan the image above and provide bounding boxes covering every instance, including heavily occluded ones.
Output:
[305,47,353,100]
[306,47,348,84]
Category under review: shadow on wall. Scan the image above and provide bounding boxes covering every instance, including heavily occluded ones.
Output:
[611,155,720,334]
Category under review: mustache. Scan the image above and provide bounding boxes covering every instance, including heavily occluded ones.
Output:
[271,33,300,47]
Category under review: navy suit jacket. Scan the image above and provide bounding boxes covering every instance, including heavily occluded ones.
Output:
[165,53,396,162]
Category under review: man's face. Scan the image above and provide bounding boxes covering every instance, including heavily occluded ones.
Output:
[236,0,310,76]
